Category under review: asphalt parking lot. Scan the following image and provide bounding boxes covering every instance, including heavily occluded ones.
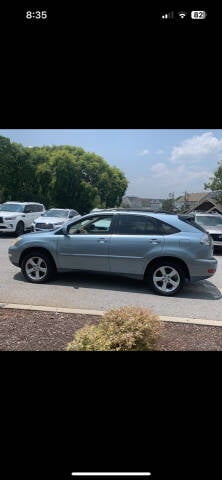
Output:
[0,235,222,321]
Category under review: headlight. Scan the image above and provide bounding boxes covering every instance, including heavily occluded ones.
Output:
[5,216,17,220]
[54,222,63,226]
[12,237,22,245]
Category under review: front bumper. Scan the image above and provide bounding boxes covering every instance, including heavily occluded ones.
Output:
[0,224,16,232]
[213,241,222,247]
[8,245,20,266]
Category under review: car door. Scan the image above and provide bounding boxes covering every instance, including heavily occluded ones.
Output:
[109,214,164,275]
[56,214,114,271]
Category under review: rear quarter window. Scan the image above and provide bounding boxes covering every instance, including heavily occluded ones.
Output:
[157,220,180,235]
[179,216,207,233]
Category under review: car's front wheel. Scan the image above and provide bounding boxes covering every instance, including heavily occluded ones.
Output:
[147,261,185,296]
[15,221,24,236]
[21,251,55,283]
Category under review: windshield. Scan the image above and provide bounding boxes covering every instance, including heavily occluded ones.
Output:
[196,215,222,226]
[42,209,69,218]
[0,203,24,212]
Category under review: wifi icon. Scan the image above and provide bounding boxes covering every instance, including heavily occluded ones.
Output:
[178,11,187,19]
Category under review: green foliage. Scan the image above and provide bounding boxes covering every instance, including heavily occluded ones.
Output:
[66,306,163,351]
[204,160,222,192]
[0,136,128,212]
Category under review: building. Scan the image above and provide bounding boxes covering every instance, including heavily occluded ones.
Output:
[176,191,222,214]
[121,196,163,210]
[175,192,208,211]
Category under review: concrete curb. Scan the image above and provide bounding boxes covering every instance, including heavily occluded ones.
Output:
[0,302,222,327]
[0,303,104,316]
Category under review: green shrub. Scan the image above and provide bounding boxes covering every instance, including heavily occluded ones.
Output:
[66,306,163,351]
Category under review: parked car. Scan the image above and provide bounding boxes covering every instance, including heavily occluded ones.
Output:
[32,208,80,231]
[192,212,222,248]
[8,209,217,295]
[0,202,45,235]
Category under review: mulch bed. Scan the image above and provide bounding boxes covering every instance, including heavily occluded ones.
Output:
[0,308,222,351]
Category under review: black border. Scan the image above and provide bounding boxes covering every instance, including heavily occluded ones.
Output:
[1,5,221,480]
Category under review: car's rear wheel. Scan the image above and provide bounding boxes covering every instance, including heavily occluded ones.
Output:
[15,221,24,236]
[147,261,185,296]
[21,251,54,283]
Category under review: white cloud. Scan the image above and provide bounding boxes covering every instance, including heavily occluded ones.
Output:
[156,149,164,154]
[170,132,222,164]
[127,132,222,197]
[138,149,149,156]
[127,163,212,198]
[150,162,168,175]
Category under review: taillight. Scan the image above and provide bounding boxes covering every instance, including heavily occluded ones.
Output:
[200,234,211,246]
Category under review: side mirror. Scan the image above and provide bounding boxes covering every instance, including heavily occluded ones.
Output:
[62,225,68,235]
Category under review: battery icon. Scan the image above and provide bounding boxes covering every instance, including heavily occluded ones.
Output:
[191,11,207,19]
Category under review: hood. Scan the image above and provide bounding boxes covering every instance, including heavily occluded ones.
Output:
[0,211,24,217]
[34,216,67,224]
[205,226,222,233]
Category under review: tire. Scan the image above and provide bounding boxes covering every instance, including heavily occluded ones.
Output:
[15,221,24,236]
[147,261,185,296]
[21,250,55,283]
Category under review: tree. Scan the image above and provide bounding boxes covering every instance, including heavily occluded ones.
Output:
[204,160,222,203]
[0,137,35,201]
[162,194,175,212]
[0,136,128,212]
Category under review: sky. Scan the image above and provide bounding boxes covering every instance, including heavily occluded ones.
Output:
[0,129,222,199]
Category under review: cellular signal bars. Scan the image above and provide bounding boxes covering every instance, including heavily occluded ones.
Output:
[161,11,174,19]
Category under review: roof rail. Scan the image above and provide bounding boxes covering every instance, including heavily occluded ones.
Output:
[93,207,176,214]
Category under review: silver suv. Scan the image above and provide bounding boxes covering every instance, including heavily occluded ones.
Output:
[8,209,217,296]
[32,208,80,231]
[193,212,222,248]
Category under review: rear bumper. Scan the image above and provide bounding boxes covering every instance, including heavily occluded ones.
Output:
[189,257,217,281]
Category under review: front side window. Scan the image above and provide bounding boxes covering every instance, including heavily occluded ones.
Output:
[24,205,33,213]
[69,210,79,218]
[116,215,161,235]
[68,215,113,235]
[32,204,44,212]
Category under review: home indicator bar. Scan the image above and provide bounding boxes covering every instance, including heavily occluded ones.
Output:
[71,474,151,477]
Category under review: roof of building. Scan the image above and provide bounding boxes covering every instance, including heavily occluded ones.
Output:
[189,197,222,214]
[176,192,208,203]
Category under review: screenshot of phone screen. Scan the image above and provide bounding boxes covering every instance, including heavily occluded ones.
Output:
[0,5,220,480]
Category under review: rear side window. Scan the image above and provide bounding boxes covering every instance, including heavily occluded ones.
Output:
[116,214,161,235]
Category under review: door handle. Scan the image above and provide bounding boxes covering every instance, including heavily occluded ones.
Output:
[97,238,108,243]
[149,238,161,244]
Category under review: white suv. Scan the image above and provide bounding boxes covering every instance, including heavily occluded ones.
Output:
[0,202,45,235]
